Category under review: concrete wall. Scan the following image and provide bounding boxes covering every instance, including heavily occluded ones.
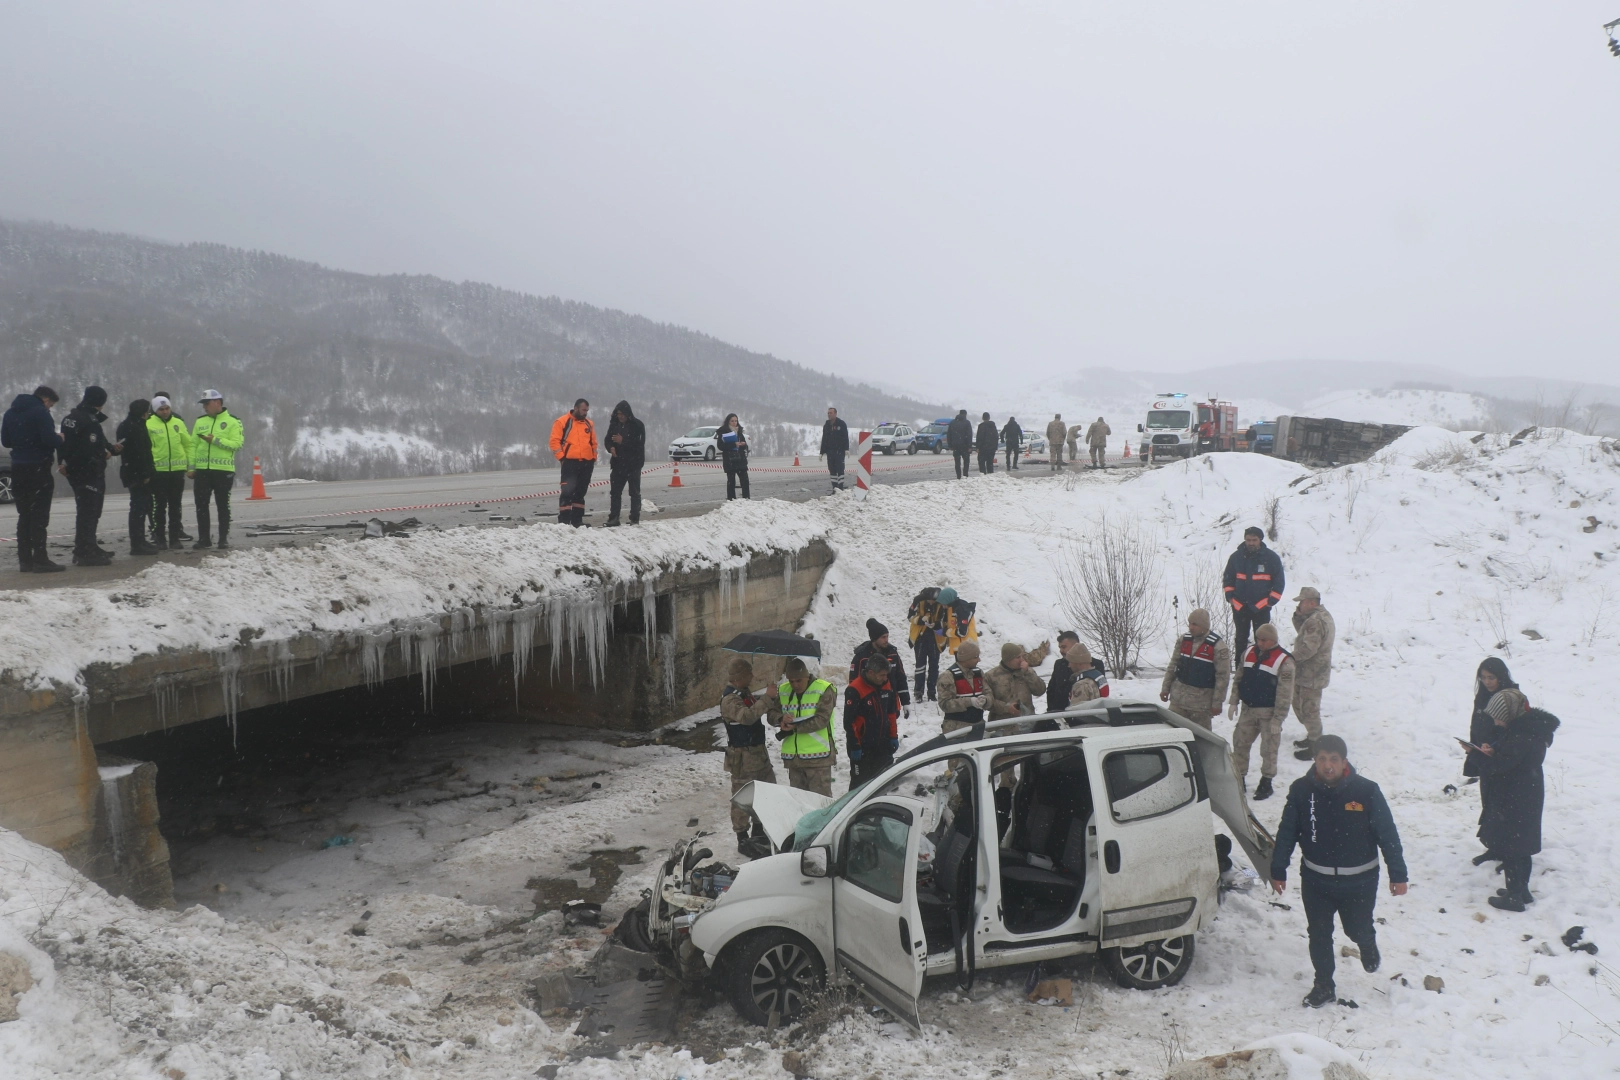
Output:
[0,540,833,903]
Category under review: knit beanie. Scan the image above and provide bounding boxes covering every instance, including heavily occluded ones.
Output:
[728,657,754,682]
[866,618,889,641]
[1001,642,1024,664]
[1188,608,1211,631]
[1486,688,1528,724]
[955,641,980,666]
[937,587,958,605]
[1065,642,1093,667]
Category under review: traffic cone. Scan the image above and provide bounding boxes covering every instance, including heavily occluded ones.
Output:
[669,465,683,488]
[793,453,801,467]
[247,456,271,500]
[1123,441,1131,459]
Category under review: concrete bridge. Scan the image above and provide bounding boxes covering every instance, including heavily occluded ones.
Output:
[0,539,833,908]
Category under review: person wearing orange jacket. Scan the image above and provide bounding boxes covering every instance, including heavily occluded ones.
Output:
[549,398,597,527]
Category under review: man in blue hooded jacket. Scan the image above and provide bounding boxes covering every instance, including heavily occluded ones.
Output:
[1,385,64,572]
[1271,735,1408,1009]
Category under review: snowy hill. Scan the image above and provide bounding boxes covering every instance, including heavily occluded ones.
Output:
[3,427,1619,1077]
[0,219,946,480]
[1302,387,1491,428]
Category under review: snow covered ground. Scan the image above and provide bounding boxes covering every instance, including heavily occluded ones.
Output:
[3,427,1620,1077]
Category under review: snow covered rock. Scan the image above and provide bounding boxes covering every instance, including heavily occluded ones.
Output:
[0,950,37,1022]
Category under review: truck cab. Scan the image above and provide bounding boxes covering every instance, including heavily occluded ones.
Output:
[1137,394,1195,461]
[628,702,1272,1029]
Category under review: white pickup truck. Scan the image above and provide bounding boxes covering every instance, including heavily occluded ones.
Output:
[617,701,1273,1029]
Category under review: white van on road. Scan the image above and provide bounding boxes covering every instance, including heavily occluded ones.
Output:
[623,701,1273,1029]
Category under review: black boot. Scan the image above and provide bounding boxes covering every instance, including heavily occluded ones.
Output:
[1302,982,1336,1008]
[1360,939,1380,973]
[1253,776,1274,801]
[1489,860,1530,911]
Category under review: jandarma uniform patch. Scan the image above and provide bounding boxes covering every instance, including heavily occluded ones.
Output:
[1345,801,1364,812]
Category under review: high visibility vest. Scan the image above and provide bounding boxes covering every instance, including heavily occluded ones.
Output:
[146,414,192,472]
[779,678,835,762]
[189,410,243,472]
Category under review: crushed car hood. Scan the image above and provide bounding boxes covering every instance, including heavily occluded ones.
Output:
[731,781,831,850]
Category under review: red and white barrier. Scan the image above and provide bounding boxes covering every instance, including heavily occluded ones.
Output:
[851,430,875,501]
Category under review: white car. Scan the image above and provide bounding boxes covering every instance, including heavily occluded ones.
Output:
[669,426,720,461]
[623,701,1271,1029]
[870,423,919,455]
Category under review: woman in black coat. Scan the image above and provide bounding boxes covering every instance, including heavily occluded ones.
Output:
[1477,694,1559,911]
[716,413,750,500]
[115,399,159,556]
[1463,657,1517,865]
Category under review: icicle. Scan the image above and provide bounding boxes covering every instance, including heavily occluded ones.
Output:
[783,550,795,596]
[154,675,179,732]
[359,631,392,690]
[448,609,470,662]
[217,649,243,747]
[719,564,732,616]
[547,586,611,687]
[736,562,748,611]
[414,621,441,707]
[511,606,541,697]
[660,631,677,704]
[269,640,296,703]
[642,578,657,660]
[101,771,125,867]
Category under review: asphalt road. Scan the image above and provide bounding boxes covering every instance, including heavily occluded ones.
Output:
[2,450,1127,591]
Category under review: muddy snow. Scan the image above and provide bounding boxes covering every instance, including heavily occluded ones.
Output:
[3,427,1619,1078]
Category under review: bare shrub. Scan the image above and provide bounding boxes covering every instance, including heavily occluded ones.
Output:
[1264,495,1282,540]
[1054,516,1165,679]
[1414,443,1474,471]
[1175,551,1235,646]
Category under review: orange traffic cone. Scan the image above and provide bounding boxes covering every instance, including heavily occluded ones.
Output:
[793,453,801,467]
[669,465,683,488]
[247,456,271,500]
[1123,441,1131,459]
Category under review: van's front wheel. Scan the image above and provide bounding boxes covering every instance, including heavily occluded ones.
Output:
[1102,935,1195,990]
[725,929,826,1025]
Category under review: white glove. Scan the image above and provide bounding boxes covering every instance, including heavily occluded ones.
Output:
[968,694,987,710]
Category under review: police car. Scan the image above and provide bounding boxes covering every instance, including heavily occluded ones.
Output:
[618,701,1272,1029]
[870,423,919,455]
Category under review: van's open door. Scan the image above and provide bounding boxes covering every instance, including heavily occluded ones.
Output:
[831,797,927,1031]
[1160,713,1275,873]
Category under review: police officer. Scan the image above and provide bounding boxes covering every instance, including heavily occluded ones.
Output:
[1160,608,1231,730]
[775,658,838,795]
[1223,526,1285,663]
[1227,622,1295,800]
[1270,735,1408,1008]
[189,389,244,549]
[937,641,995,734]
[720,657,780,851]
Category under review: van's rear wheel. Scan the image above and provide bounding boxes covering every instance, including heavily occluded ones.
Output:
[725,929,825,1025]
[1102,935,1195,990]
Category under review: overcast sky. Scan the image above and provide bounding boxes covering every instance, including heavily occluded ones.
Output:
[2,2,1617,392]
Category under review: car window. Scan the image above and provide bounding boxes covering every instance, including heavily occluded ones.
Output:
[874,755,974,843]
[684,427,718,438]
[843,806,913,902]
[1146,412,1191,429]
[1104,747,1195,822]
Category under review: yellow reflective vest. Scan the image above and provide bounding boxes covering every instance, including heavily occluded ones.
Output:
[189,410,244,472]
[146,414,193,473]
[778,678,836,762]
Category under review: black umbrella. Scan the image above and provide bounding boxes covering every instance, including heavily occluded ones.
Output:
[721,630,822,659]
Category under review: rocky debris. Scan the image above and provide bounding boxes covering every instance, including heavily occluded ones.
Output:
[1423,975,1445,993]
[0,951,37,1022]
[374,972,412,988]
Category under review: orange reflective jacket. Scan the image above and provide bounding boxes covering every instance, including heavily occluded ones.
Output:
[549,412,597,460]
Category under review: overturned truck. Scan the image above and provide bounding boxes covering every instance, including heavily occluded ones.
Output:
[617,701,1274,1029]
[1270,415,1411,467]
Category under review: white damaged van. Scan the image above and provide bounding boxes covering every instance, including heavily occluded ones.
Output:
[620,701,1274,1029]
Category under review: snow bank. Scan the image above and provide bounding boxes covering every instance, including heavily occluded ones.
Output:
[0,501,828,698]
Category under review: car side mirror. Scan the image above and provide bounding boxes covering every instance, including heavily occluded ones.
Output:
[1136,423,1144,433]
[800,846,831,878]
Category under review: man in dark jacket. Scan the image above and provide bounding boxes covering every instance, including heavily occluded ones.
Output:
[1476,694,1558,911]
[848,619,910,711]
[604,400,645,526]
[2,386,64,572]
[1223,527,1285,663]
[1001,417,1023,471]
[946,409,974,479]
[1045,631,1081,711]
[975,413,998,474]
[115,399,161,556]
[1270,735,1408,1008]
[844,657,901,787]
[59,386,120,566]
[819,407,850,491]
